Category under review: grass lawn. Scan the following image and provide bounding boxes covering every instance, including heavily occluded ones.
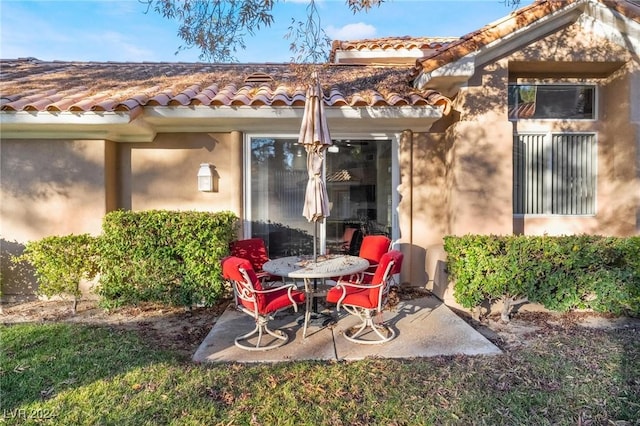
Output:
[1,320,639,425]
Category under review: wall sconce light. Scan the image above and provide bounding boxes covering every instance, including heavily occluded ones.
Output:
[197,163,219,192]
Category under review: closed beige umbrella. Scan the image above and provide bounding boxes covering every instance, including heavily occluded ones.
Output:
[298,73,332,260]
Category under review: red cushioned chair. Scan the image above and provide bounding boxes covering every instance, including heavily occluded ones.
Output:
[221,256,305,351]
[326,250,403,344]
[230,238,279,284]
[327,227,360,255]
[358,235,391,275]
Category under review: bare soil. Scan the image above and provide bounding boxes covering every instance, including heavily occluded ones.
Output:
[2,287,638,360]
[0,298,232,359]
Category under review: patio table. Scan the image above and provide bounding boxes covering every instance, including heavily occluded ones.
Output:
[262,254,369,338]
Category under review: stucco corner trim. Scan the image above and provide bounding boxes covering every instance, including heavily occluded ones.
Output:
[413,56,476,96]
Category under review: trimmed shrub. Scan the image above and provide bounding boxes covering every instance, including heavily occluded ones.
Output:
[96,210,238,308]
[444,234,640,319]
[12,234,99,313]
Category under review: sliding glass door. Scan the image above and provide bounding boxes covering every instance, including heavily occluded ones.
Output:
[246,137,394,258]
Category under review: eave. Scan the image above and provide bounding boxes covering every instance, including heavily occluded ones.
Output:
[0,105,444,142]
[413,0,640,94]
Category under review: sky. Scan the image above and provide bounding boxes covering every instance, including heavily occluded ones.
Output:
[0,0,534,63]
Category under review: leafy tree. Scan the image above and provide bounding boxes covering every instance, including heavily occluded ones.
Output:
[142,0,520,63]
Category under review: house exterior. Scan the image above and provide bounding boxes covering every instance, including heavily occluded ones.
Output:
[1,0,638,306]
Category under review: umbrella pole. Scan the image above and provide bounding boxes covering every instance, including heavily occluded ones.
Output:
[313,222,318,262]
[313,221,319,312]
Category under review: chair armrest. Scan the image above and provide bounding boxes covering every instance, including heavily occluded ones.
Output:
[249,282,303,312]
[252,282,298,294]
[332,280,383,311]
[335,280,383,290]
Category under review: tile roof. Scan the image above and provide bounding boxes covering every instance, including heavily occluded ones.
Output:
[329,37,459,62]
[411,0,640,79]
[0,60,451,115]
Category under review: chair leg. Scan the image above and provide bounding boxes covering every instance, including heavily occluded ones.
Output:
[234,316,289,351]
[343,309,395,345]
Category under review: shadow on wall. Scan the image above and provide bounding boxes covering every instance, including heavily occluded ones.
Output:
[395,241,453,305]
[0,239,38,302]
[1,140,104,202]
[396,243,427,287]
[431,259,451,303]
[118,133,222,210]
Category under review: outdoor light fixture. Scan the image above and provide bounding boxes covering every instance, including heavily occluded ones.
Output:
[292,148,306,170]
[197,163,218,192]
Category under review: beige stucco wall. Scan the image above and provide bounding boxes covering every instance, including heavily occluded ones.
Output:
[1,139,108,299]
[397,130,450,287]
[447,60,515,238]
[509,22,639,237]
[118,132,243,215]
[427,59,514,302]
[426,20,639,305]
[0,132,244,301]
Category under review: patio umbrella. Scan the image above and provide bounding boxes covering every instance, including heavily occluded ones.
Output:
[298,73,332,261]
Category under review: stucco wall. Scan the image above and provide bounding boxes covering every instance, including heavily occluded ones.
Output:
[446,61,515,237]
[397,130,450,288]
[1,139,107,299]
[118,132,243,214]
[0,132,244,301]
[508,21,639,237]
[428,19,639,305]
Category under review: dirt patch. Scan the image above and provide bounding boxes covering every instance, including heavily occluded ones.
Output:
[3,288,638,357]
[1,298,232,360]
[462,310,640,351]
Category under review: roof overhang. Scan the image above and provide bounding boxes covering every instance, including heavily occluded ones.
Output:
[412,56,476,97]
[0,111,156,142]
[333,49,435,65]
[0,105,444,142]
[413,0,640,95]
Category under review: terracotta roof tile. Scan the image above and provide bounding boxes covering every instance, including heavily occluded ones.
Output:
[330,36,459,62]
[147,90,174,106]
[600,0,640,22]
[69,93,114,112]
[118,98,143,111]
[46,91,92,111]
[170,85,201,106]
[0,60,452,115]
[411,0,640,79]
[92,98,119,112]
[386,93,408,106]
[0,93,23,106]
[2,89,57,111]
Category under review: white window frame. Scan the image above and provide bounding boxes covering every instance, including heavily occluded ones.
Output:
[508,83,598,122]
[243,133,401,251]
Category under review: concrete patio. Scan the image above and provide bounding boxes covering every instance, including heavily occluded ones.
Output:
[193,295,502,363]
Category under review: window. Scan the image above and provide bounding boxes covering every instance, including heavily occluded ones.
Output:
[246,137,393,257]
[508,84,595,120]
[513,133,596,215]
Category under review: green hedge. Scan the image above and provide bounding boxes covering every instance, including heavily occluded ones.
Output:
[443,234,640,319]
[96,210,238,308]
[12,234,99,313]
